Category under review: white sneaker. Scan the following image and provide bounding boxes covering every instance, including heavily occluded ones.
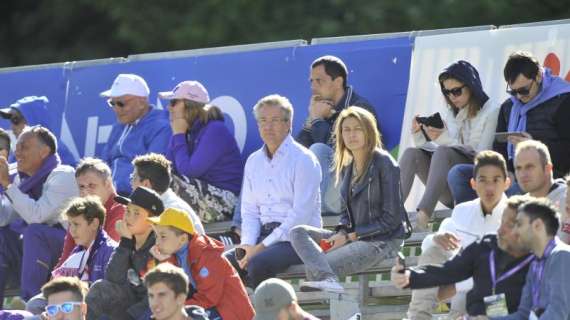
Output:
[300,278,345,293]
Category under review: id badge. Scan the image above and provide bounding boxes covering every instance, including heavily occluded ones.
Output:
[484,293,508,317]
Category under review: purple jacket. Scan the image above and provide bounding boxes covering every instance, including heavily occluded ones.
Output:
[54,229,117,284]
[167,119,243,195]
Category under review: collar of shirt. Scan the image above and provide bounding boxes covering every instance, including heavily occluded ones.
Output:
[262,134,293,162]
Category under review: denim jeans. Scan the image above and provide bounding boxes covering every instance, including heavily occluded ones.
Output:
[448,164,523,205]
[289,225,402,281]
[309,143,341,215]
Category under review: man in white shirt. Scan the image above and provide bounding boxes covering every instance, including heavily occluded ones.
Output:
[407,150,510,320]
[513,140,568,243]
[225,94,322,288]
[130,153,205,235]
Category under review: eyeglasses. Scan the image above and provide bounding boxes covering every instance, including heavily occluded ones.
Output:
[107,97,136,108]
[257,118,287,126]
[45,302,82,316]
[506,80,534,96]
[442,85,465,97]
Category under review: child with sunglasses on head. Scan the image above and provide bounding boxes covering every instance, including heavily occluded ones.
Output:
[399,60,500,231]
[147,208,254,320]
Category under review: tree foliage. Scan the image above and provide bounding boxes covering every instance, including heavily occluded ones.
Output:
[1,0,569,67]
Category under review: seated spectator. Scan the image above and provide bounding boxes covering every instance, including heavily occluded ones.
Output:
[253,278,319,320]
[290,106,409,293]
[0,128,16,228]
[0,126,79,305]
[563,177,570,244]
[296,55,379,215]
[42,277,89,320]
[100,74,172,195]
[86,186,164,320]
[56,157,125,267]
[161,81,243,223]
[392,195,533,318]
[26,196,118,315]
[406,150,510,319]
[144,263,211,320]
[131,153,205,235]
[448,51,570,205]
[493,198,570,319]
[399,60,499,231]
[148,208,254,320]
[224,95,322,288]
[0,96,78,166]
[511,140,569,243]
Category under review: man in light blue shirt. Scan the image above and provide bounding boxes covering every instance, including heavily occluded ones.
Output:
[225,94,322,288]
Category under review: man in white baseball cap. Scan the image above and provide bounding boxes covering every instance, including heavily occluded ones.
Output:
[100,74,172,195]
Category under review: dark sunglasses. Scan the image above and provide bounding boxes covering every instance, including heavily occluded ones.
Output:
[45,302,82,316]
[169,99,182,107]
[506,80,534,96]
[107,99,127,108]
[442,85,465,97]
[10,116,22,125]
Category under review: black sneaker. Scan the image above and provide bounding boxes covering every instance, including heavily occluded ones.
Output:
[217,230,241,249]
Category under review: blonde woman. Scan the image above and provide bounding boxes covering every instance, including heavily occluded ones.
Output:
[161,81,243,223]
[399,60,499,230]
[290,106,409,293]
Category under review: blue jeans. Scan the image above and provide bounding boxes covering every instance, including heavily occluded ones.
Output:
[309,143,341,215]
[447,164,523,205]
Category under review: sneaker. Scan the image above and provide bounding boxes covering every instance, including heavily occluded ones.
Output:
[300,278,345,294]
[408,211,430,233]
[217,230,241,249]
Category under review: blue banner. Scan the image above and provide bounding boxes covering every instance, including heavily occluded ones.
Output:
[0,36,412,160]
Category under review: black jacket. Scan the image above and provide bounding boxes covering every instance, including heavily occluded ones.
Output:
[409,235,532,316]
[337,148,408,241]
[296,86,380,147]
[493,93,570,178]
[105,232,156,319]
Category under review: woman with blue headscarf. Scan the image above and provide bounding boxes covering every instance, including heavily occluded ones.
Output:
[400,60,499,230]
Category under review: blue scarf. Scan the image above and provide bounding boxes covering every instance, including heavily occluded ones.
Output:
[175,242,196,288]
[507,68,570,158]
[9,154,60,233]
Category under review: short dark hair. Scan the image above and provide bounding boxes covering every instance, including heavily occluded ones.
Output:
[42,276,88,302]
[473,150,507,179]
[132,153,172,193]
[518,198,560,236]
[65,196,106,227]
[504,51,541,84]
[28,126,57,154]
[0,128,11,152]
[144,263,189,297]
[75,157,112,180]
[311,55,348,87]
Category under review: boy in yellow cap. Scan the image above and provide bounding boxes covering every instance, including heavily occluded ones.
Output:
[147,208,254,320]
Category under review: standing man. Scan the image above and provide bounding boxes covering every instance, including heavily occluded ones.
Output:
[101,73,171,195]
[492,198,570,319]
[226,94,322,288]
[0,126,79,305]
[296,55,379,215]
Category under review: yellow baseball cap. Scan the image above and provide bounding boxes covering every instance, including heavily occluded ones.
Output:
[147,208,196,235]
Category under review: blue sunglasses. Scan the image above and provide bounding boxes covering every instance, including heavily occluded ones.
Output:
[45,302,82,316]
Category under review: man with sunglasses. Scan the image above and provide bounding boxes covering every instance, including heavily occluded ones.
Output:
[100,73,172,196]
[0,96,78,166]
[448,51,570,205]
[42,277,88,320]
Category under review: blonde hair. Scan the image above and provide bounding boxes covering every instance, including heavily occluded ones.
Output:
[332,106,382,184]
[184,100,224,126]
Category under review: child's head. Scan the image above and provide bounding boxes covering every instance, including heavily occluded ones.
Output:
[115,187,164,236]
[65,196,105,247]
[148,208,196,256]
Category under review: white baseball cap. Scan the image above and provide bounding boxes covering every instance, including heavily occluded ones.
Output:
[100,74,150,98]
[158,81,210,104]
